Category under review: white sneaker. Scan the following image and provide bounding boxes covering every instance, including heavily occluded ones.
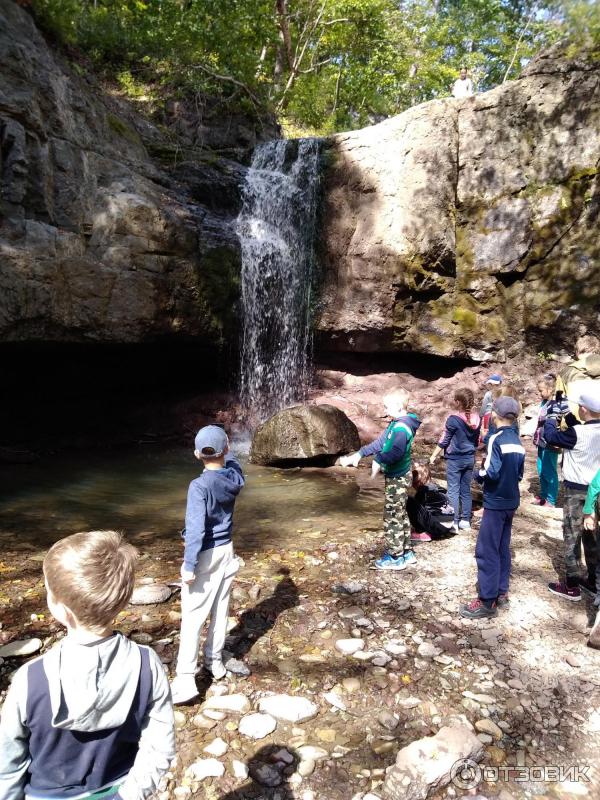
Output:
[458,521,471,531]
[204,659,227,680]
[170,674,199,705]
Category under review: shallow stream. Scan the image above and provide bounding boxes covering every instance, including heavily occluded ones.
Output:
[0,446,382,559]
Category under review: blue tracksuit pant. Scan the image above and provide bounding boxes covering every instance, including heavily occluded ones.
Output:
[476,508,515,602]
[446,456,474,523]
[537,447,559,505]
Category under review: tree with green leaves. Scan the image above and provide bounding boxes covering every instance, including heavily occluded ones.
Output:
[31,0,599,134]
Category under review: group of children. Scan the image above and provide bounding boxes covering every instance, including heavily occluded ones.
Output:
[340,368,600,624]
[1,361,599,799]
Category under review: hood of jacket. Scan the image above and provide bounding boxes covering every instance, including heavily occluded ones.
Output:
[199,464,245,504]
[399,412,422,435]
[450,411,481,431]
[43,632,141,732]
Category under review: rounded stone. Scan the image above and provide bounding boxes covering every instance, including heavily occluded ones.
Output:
[258,694,319,723]
[130,584,172,605]
[239,712,277,740]
[0,638,42,658]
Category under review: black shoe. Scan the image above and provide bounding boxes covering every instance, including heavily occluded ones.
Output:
[579,579,597,597]
[460,598,498,619]
[497,593,510,607]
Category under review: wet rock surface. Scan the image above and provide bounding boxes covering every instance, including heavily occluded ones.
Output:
[1,438,599,800]
[250,404,361,466]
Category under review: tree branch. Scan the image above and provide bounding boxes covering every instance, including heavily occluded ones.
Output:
[503,8,535,83]
[299,57,332,74]
[320,17,350,26]
[190,63,261,106]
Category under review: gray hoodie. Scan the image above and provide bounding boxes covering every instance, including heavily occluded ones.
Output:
[0,633,175,800]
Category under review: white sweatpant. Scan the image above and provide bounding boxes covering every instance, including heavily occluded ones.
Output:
[176,542,239,676]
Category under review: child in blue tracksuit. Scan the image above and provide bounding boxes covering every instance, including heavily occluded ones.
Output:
[461,397,525,619]
[430,388,481,532]
[340,389,421,570]
[171,425,245,704]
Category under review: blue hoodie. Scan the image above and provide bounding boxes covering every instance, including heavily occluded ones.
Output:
[474,426,525,510]
[183,455,245,572]
[438,412,481,460]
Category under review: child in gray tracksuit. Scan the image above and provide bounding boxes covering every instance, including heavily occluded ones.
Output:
[171,425,245,704]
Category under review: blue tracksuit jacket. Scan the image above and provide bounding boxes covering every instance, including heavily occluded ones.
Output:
[475,426,525,510]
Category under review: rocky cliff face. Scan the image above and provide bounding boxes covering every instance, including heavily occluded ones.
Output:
[0,0,271,346]
[317,45,600,362]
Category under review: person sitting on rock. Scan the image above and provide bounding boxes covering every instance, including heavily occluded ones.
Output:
[545,382,600,603]
[461,397,525,619]
[452,66,474,98]
[340,388,421,570]
[171,425,245,705]
[0,530,176,800]
[408,462,456,542]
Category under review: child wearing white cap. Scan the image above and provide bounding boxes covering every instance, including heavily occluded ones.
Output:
[171,425,245,704]
[544,381,600,603]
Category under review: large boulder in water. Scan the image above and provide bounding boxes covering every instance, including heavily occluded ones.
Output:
[250,404,360,466]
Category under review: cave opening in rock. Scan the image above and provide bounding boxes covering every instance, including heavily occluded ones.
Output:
[0,341,233,454]
[314,349,477,380]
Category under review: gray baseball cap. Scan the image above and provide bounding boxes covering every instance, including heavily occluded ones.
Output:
[194,425,228,456]
[493,396,520,419]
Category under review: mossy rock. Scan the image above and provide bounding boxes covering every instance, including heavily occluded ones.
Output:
[452,307,478,330]
[106,113,143,147]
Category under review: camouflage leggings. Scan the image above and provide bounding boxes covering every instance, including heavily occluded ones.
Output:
[384,474,411,557]
[563,485,598,586]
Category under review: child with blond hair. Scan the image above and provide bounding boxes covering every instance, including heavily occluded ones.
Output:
[341,389,421,570]
[0,530,175,800]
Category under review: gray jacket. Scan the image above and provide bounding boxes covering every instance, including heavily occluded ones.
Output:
[0,632,175,800]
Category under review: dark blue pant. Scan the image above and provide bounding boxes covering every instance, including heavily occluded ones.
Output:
[446,457,474,523]
[476,508,515,601]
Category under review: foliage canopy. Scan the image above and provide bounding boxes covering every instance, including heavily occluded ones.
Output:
[32,0,599,134]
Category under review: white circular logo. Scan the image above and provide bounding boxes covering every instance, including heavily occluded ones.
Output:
[450,758,482,790]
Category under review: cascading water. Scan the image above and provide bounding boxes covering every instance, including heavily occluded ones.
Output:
[237,138,321,423]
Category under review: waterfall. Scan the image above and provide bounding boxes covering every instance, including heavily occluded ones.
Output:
[237,138,321,423]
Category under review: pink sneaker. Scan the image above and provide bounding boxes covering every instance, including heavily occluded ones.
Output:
[411,531,432,542]
[531,497,544,505]
[545,501,556,508]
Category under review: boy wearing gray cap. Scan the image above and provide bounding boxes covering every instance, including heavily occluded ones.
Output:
[544,381,600,603]
[461,396,525,619]
[171,425,245,704]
